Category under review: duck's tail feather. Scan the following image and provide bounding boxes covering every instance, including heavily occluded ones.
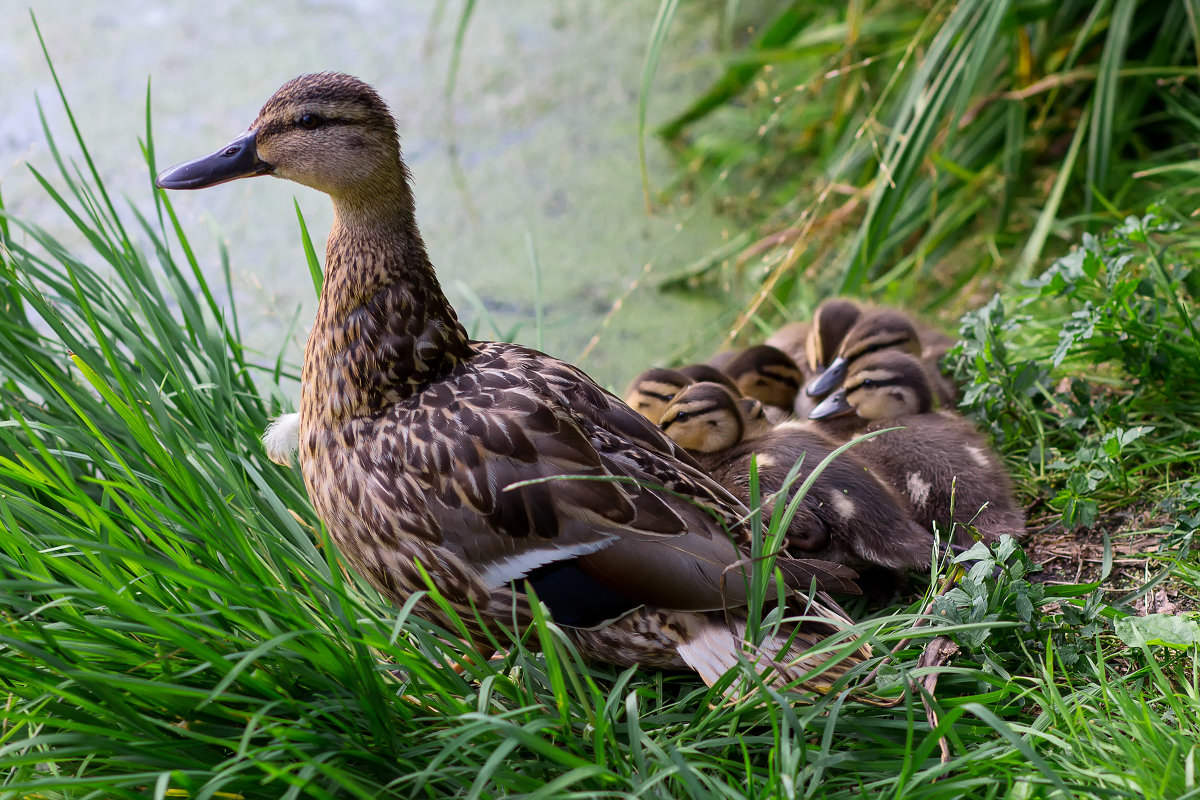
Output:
[674,603,871,696]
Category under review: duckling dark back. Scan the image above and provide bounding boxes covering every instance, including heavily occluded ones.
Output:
[676,363,740,394]
[763,321,811,368]
[662,384,937,574]
[812,351,1025,545]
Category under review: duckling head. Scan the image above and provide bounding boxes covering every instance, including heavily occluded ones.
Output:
[809,350,933,421]
[157,73,408,208]
[676,363,740,394]
[623,367,693,424]
[805,309,921,398]
[721,345,803,412]
[804,298,861,373]
[658,383,747,453]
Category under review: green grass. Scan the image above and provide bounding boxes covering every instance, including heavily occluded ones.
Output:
[1,7,1199,799]
[647,0,1200,333]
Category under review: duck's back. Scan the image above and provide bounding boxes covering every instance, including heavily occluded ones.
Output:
[302,339,844,625]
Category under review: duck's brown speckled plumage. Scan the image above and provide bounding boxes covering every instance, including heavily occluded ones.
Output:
[157,73,868,690]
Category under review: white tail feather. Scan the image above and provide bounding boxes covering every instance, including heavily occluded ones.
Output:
[263,412,301,466]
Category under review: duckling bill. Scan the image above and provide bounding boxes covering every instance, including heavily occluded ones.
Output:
[156,73,868,692]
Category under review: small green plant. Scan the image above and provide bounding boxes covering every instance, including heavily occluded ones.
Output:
[951,208,1200,529]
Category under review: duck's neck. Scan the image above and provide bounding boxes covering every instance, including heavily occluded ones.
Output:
[302,179,471,427]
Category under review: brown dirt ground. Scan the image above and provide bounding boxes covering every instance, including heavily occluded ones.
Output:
[1021,502,1197,615]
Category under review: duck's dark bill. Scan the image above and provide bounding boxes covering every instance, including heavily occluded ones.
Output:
[155,130,272,190]
[805,355,847,398]
[808,389,853,419]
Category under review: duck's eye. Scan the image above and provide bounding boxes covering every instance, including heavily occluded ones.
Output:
[674,411,691,423]
[298,113,324,130]
[860,379,876,388]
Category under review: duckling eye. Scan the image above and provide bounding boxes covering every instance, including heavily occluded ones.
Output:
[298,113,324,130]
[860,379,876,388]
[674,411,691,423]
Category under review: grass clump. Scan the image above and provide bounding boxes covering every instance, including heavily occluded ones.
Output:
[647,0,1200,329]
[951,206,1200,532]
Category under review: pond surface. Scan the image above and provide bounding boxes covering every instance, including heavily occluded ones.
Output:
[2,0,741,394]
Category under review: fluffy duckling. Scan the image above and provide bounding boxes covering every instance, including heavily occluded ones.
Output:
[719,345,804,421]
[157,73,867,692]
[624,367,693,425]
[659,383,939,574]
[809,351,1024,545]
[762,321,810,368]
[805,309,957,406]
[676,363,740,393]
[802,298,862,374]
[764,300,861,417]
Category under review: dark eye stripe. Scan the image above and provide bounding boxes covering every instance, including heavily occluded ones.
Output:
[638,390,675,403]
[849,375,904,392]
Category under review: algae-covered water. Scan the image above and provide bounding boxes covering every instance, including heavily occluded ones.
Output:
[1,1,740,392]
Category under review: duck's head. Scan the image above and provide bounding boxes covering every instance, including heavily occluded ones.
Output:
[659,382,750,453]
[624,368,693,424]
[809,350,933,421]
[804,298,861,373]
[805,309,921,397]
[721,345,803,412]
[156,73,404,203]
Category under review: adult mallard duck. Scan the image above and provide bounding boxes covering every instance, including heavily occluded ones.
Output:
[156,73,868,691]
[659,382,938,574]
[809,350,1024,545]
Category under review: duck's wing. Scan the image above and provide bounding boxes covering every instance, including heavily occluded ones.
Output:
[384,346,857,621]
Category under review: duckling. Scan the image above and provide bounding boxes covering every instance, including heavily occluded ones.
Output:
[676,363,740,394]
[157,73,868,692]
[263,412,301,465]
[805,308,957,406]
[623,367,693,425]
[809,350,1024,545]
[659,383,940,574]
[802,298,862,374]
[719,345,804,421]
[705,349,740,372]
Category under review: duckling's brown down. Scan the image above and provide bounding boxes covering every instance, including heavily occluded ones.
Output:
[660,383,940,574]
